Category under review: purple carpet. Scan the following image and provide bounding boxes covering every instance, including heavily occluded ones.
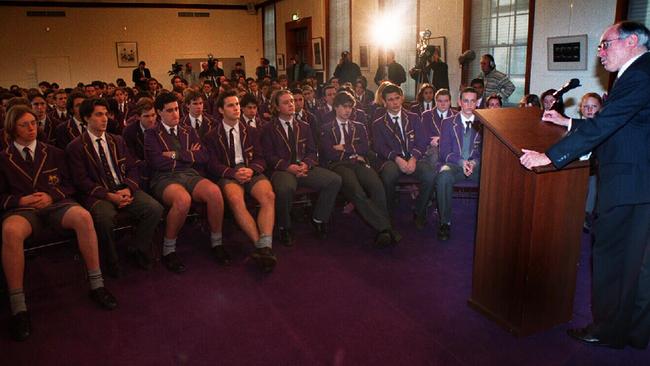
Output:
[3,198,649,365]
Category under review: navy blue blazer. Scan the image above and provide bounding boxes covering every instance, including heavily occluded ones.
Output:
[546,52,650,212]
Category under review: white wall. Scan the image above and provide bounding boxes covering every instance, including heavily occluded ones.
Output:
[529,0,616,117]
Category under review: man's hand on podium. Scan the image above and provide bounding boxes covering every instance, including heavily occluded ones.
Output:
[520,149,551,170]
[542,110,571,127]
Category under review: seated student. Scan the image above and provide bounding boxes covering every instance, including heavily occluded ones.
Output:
[144,92,225,273]
[123,98,156,164]
[28,92,59,145]
[320,86,368,128]
[518,94,541,109]
[421,88,457,166]
[291,88,320,143]
[180,89,217,140]
[239,93,266,128]
[436,87,482,241]
[54,91,86,149]
[47,89,69,124]
[540,88,564,114]
[315,84,337,128]
[410,83,436,116]
[321,91,399,247]
[579,92,603,233]
[66,98,164,277]
[470,78,486,109]
[112,87,131,131]
[367,81,391,122]
[371,83,435,229]
[201,80,216,116]
[260,90,342,245]
[301,85,318,115]
[1,106,117,342]
[354,76,374,113]
[486,94,503,109]
[204,90,277,272]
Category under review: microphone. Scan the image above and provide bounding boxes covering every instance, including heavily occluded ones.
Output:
[458,50,476,65]
[550,78,581,114]
[552,78,581,99]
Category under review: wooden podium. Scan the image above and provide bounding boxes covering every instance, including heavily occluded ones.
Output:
[469,108,590,336]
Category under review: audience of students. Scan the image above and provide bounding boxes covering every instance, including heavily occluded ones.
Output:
[2,66,607,344]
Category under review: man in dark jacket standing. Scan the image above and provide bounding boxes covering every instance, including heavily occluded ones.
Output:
[520,21,650,350]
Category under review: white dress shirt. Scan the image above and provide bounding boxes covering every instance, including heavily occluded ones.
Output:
[223,122,244,165]
[87,130,121,184]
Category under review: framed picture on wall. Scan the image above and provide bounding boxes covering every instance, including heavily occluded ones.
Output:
[311,37,324,70]
[276,53,285,71]
[359,45,369,70]
[547,35,588,71]
[116,41,138,68]
[428,37,446,63]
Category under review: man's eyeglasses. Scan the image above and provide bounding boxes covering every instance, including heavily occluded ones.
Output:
[597,37,622,51]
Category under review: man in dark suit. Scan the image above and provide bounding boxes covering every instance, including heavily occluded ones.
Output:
[132,61,151,91]
[1,105,117,342]
[371,84,434,229]
[204,90,277,272]
[260,90,342,245]
[54,91,86,149]
[521,21,650,350]
[333,51,362,84]
[435,87,482,241]
[66,98,163,277]
[374,50,407,86]
[255,58,278,80]
[287,56,314,84]
[321,91,399,247]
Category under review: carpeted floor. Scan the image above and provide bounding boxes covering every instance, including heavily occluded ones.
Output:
[2,198,648,365]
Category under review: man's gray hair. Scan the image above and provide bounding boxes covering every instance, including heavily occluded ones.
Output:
[616,21,650,50]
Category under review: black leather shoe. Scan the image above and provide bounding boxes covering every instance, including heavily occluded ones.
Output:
[251,247,277,273]
[162,252,186,273]
[374,231,392,248]
[311,219,328,239]
[278,228,294,247]
[414,213,427,230]
[437,223,451,241]
[211,245,232,266]
[9,311,31,341]
[567,327,624,349]
[89,287,118,310]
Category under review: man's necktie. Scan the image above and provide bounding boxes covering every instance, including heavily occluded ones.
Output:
[464,122,471,135]
[228,127,236,167]
[23,147,33,164]
[341,122,350,144]
[23,147,34,175]
[393,116,408,156]
[286,122,297,163]
[96,138,118,190]
[170,127,176,138]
